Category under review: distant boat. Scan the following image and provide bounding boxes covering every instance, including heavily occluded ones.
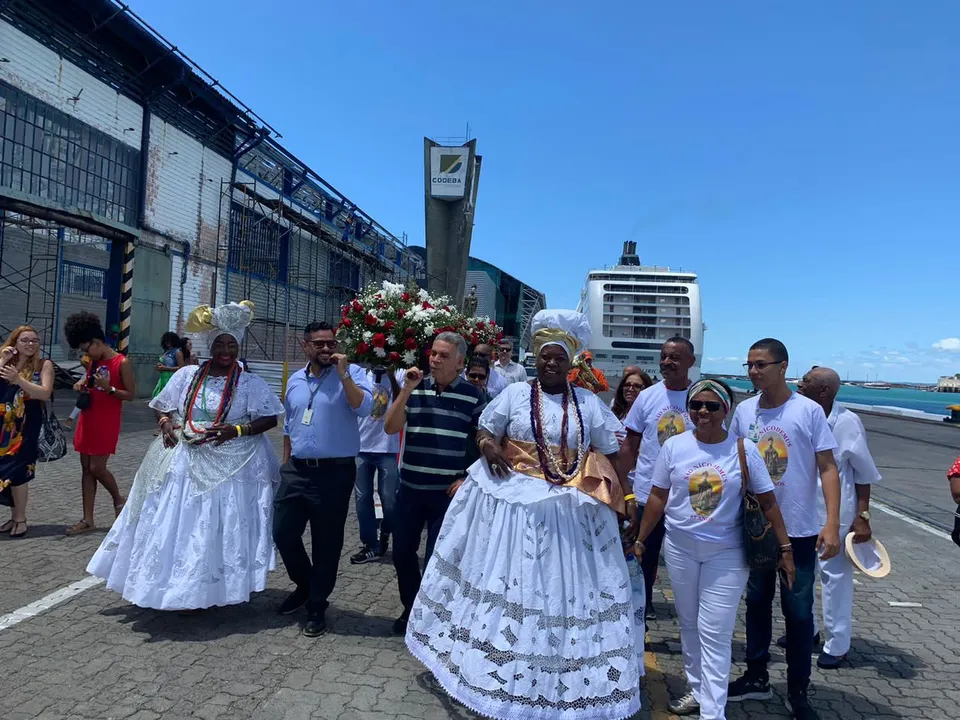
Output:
[862,382,892,390]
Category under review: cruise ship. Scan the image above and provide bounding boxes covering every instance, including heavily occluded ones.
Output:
[578,241,704,382]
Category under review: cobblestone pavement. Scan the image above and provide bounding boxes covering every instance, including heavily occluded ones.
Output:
[1,401,959,719]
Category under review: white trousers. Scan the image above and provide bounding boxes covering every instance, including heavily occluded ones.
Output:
[816,552,854,656]
[664,533,749,720]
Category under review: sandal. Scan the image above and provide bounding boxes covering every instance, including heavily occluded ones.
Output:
[0,519,12,534]
[9,521,27,538]
[65,519,96,536]
[114,498,127,517]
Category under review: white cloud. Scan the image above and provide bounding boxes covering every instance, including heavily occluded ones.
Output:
[706,356,741,363]
[933,338,960,352]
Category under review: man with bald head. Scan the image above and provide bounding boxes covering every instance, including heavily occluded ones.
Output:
[798,366,881,670]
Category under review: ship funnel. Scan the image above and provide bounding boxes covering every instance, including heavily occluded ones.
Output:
[619,240,640,266]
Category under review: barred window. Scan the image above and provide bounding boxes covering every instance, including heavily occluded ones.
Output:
[0,81,141,227]
[228,202,286,282]
[60,262,106,298]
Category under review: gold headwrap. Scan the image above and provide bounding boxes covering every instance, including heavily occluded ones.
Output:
[532,328,580,359]
[184,301,255,345]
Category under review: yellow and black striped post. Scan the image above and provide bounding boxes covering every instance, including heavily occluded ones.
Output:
[118,240,135,355]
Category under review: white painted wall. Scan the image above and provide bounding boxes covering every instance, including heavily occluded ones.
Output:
[0,21,143,148]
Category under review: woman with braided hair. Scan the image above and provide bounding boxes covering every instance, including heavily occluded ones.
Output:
[87,302,284,610]
[405,310,643,720]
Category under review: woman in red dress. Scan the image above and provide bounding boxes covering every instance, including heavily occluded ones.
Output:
[63,312,136,536]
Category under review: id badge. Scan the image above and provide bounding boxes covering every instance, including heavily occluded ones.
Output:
[301,408,314,426]
[747,421,759,442]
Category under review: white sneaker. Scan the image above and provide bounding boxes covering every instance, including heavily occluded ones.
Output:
[668,691,700,715]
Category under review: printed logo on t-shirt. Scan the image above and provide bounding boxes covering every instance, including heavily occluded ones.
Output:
[758,427,791,485]
[656,409,686,446]
[370,387,390,420]
[686,464,724,518]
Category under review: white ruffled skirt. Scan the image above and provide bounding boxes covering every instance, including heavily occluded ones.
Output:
[406,461,644,720]
[87,436,279,610]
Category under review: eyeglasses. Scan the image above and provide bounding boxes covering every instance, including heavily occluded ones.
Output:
[306,340,337,349]
[17,338,40,345]
[623,383,645,391]
[743,360,783,371]
[688,400,722,412]
[466,372,487,381]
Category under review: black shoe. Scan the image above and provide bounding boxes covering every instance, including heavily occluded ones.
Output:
[277,587,308,615]
[645,606,657,621]
[785,689,819,719]
[350,545,380,565]
[378,534,390,557]
[817,651,846,669]
[727,674,773,702]
[777,632,822,650]
[392,609,410,636]
[302,614,327,638]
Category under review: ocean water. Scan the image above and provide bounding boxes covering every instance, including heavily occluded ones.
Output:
[722,379,958,418]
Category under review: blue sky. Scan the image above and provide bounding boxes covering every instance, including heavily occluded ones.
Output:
[137,0,960,383]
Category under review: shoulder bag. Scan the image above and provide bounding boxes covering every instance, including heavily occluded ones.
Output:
[738,437,780,570]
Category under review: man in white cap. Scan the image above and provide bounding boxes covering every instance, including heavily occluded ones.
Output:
[797,366,880,670]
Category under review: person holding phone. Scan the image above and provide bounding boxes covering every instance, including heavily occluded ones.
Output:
[727,339,841,720]
[635,379,793,718]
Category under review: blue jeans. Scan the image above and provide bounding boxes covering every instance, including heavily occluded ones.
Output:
[744,534,818,694]
[354,452,399,550]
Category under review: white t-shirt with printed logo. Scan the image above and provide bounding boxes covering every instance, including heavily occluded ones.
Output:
[730,392,838,538]
[358,369,405,454]
[624,381,693,503]
[652,432,775,547]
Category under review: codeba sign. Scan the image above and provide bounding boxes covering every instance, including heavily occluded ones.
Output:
[430,146,469,200]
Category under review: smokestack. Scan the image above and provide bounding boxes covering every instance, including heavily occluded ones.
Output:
[619,241,640,266]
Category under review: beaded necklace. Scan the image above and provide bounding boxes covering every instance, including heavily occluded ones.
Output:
[529,379,588,484]
[184,361,241,436]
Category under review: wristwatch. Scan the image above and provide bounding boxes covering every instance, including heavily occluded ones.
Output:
[858,510,871,522]
[108,386,117,395]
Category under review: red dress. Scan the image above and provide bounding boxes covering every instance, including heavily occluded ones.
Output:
[949,456,960,479]
[74,353,125,456]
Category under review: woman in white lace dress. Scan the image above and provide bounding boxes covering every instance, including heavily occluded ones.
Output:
[406,310,644,720]
[88,302,283,610]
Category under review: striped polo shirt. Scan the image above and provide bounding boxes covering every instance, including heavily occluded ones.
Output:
[399,375,485,491]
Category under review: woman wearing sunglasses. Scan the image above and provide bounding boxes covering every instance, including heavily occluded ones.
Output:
[633,379,794,719]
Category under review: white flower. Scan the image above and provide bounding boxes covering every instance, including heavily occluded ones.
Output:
[374,347,387,358]
[387,334,397,346]
[363,331,373,342]
[403,350,417,366]
[381,281,404,298]
[424,325,435,336]
[418,288,429,301]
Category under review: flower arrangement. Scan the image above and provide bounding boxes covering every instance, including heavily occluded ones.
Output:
[337,281,503,369]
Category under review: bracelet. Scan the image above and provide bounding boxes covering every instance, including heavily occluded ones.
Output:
[623,493,636,502]
[158,416,171,427]
[244,424,253,436]
[235,424,243,437]
[779,542,793,550]
[780,547,794,554]
[478,436,493,451]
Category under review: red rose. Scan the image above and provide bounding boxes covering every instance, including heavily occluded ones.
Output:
[404,327,415,336]
[489,320,497,327]
[422,301,433,310]
[496,331,504,342]
[471,332,480,345]
[397,309,406,319]
[404,338,418,350]
[388,352,401,363]
[364,313,377,326]
[341,317,352,328]
[352,301,363,313]
[443,306,451,312]
[401,293,411,302]
[356,341,370,355]
[372,333,387,349]
[384,320,396,330]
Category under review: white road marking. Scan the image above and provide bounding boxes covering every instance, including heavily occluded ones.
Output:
[872,500,951,541]
[0,576,103,633]
[887,601,923,608]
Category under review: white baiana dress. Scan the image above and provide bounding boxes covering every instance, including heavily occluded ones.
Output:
[87,365,283,610]
[406,381,644,720]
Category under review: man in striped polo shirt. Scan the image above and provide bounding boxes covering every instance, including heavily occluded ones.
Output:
[384,331,485,635]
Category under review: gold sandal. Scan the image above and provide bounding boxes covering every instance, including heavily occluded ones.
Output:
[65,520,96,536]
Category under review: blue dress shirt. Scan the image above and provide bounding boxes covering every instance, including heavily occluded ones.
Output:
[283,363,373,459]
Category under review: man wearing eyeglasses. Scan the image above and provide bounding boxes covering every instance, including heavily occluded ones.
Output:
[727,338,841,720]
[467,344,508,397]
[273,321,373,638]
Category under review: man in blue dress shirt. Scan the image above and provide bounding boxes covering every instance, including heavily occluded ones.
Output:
[273,321,373,637]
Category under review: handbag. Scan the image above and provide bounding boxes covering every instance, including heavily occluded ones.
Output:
[738,438,781,570]
[952,505,960,548]
[75,361,96,410]
[36,403,67,462]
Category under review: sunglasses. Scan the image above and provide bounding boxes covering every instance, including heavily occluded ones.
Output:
[688,400,722,412]
[306,340,337,349]
[466,372,487,381]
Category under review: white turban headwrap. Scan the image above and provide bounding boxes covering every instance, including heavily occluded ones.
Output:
[184,301,255,348]
[530,310,592,359]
